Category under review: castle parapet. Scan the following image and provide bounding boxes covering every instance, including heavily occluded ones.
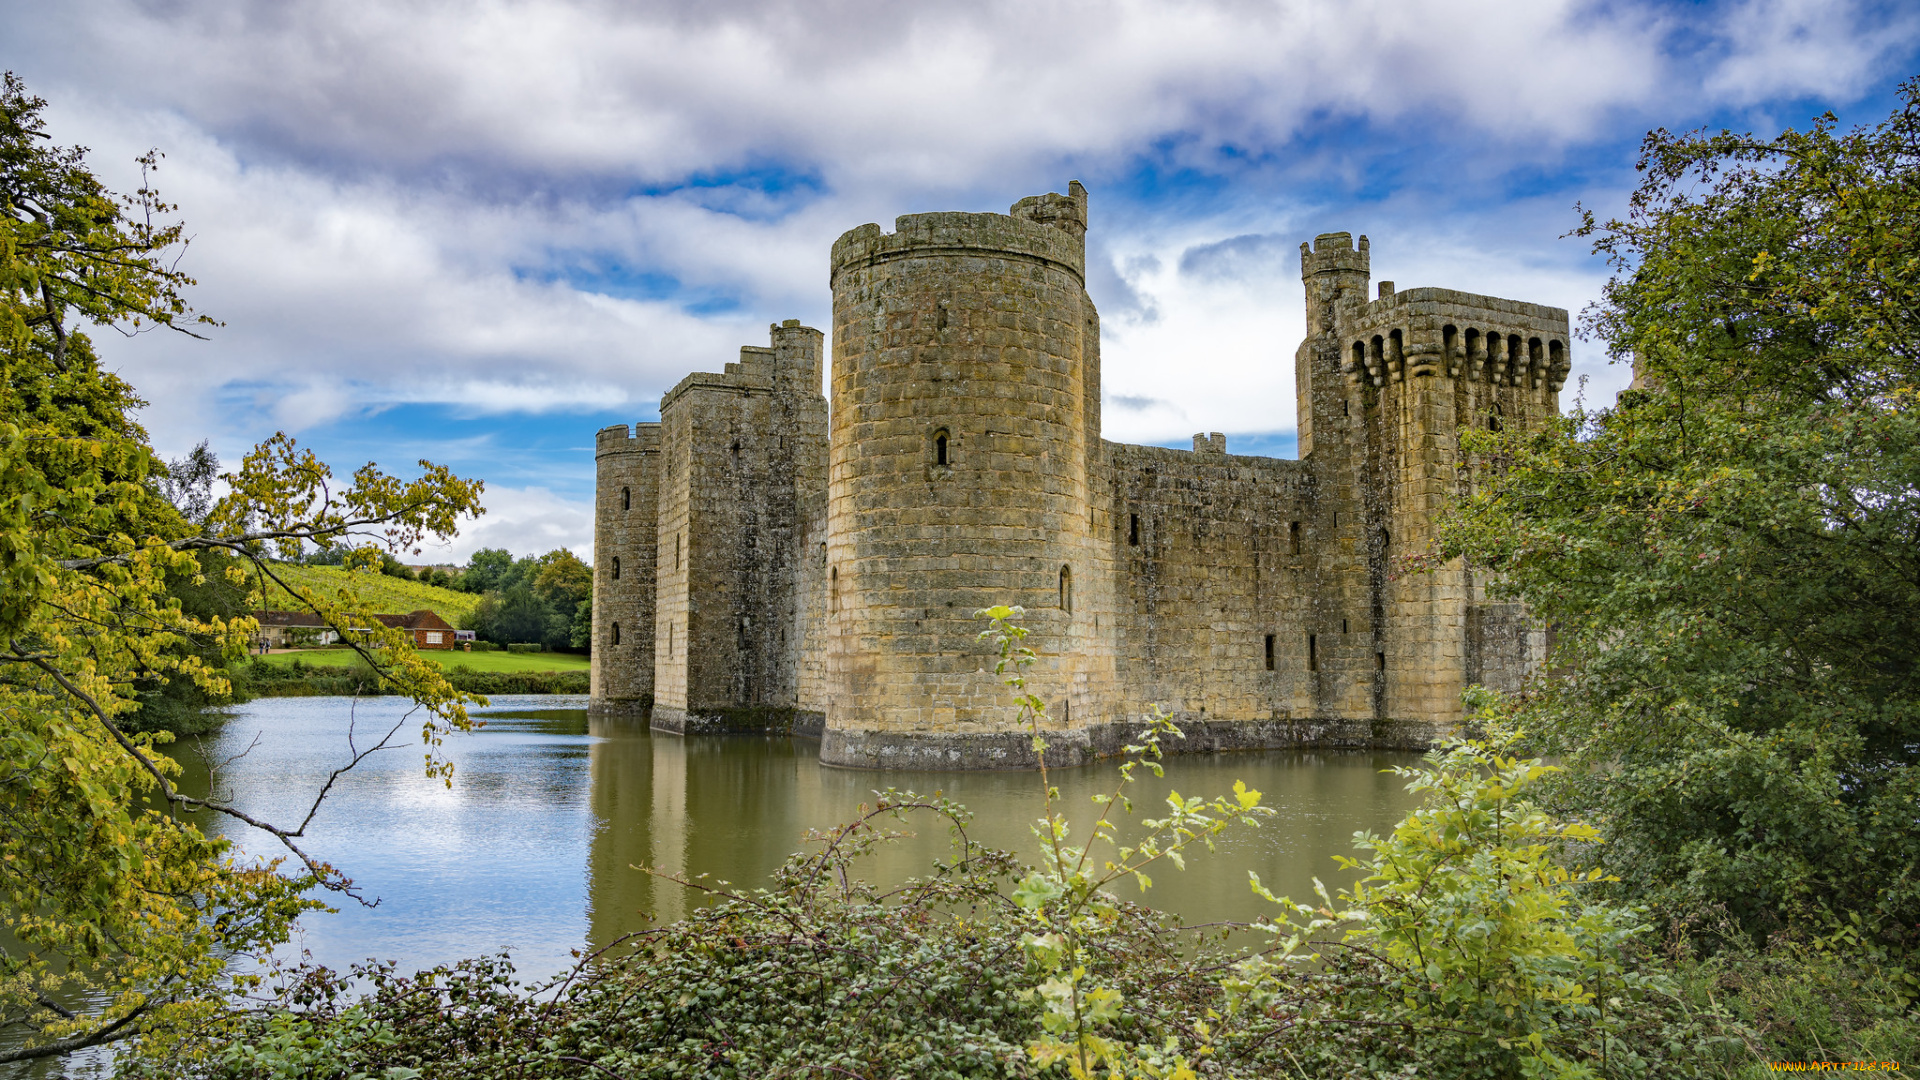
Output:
[1340,287,1571,391]
[596,422,661,456]
[830,183,1089,289]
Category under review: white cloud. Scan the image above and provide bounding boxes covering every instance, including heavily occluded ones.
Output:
[1704,0,1920,104]
[415,484,595,565]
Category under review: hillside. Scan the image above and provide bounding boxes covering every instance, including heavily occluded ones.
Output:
[257,563,481,624]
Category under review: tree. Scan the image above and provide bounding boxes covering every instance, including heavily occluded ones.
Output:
[534,548,590,650]
[1440,83,1920,950]
[0,73,486,1062]
[154,440,220,529]
[569,583,593,651]
[532,548,590,612]
[460,546,513,593]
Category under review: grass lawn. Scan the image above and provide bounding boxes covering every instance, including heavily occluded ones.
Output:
[258,563,481,623]
[261,649,589,673]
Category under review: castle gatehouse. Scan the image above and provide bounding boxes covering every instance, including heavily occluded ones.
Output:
[591,183,1568,768]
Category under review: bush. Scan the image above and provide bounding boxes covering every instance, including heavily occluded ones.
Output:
[505,642,541,654]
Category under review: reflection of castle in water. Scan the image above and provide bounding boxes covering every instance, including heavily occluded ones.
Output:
[583,714,1428,949]
[591,184,1566,769]
[581,716,1425,952]
[586,716,829,936]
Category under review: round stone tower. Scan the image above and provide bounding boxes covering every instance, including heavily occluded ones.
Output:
[590,422,658,711]
[820,182,1112,768]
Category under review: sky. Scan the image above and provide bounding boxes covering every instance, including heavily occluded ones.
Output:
[6,0,1918,563]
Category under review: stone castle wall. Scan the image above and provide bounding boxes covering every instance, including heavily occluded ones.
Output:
[590,188,1569,768]
[649,324,828,734]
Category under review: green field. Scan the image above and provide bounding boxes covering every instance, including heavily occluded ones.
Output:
[260,648,588,673]
[258,563,481,623]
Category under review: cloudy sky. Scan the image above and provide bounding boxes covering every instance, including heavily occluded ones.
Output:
[7,0,1917,562]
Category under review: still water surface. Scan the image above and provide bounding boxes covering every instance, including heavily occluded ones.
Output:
[170,695,1425,982]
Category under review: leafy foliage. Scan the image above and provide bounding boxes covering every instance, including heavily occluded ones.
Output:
[1238,707,1734,1078]
[0,73,486,1064]
[1438,81,1920,952]
[462,547,590,651]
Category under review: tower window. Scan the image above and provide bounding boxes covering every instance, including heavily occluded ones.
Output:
[1264,634,1275,671]
[1377,652,1387,671]
[611,556,620,581]
[1128,514,1139,546]
[621,486,630,511]
[830,567,839,612]
[611,622,620,646]
[1059,565,1072,614]
[1342,618,1349,634]
[1308,634,1319,672]
[935,429,949,467]
[668,623,674,656]
[1288,521,1301,556]
[675,533,681,570]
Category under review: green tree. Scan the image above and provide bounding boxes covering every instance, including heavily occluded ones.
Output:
[534,548,590,650]
[460,547,513,592]
[0,73,486,1063]
[1440,83,1920,951]
[569,582,593,651]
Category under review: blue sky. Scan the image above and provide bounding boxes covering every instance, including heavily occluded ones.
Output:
[5,0,1917,561]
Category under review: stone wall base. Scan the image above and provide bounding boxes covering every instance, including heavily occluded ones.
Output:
[587,695,653,717]
[820,716,1447,771]
[651,705,824,738]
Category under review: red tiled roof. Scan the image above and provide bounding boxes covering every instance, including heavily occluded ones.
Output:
[255,609,451,630]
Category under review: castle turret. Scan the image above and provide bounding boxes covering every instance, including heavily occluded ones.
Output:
[1335,278,1571,725]
[592,422,660,710]
[821,182,1114,768]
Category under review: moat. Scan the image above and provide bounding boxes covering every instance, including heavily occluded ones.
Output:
[171,695,1424,981]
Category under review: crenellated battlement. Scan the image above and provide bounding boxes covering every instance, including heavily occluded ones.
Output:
[1300,231,1371,278]
[596,422,660,456]
[829,184,1089,290]
[1338,287,1571,389]
[660,320,824,412]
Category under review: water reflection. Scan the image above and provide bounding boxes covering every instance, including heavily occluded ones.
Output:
[175,696,1425,983]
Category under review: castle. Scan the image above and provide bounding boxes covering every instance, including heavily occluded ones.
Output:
[590,183,1568,769]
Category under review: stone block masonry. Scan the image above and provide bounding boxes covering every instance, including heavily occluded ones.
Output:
[591,191,1565,767]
